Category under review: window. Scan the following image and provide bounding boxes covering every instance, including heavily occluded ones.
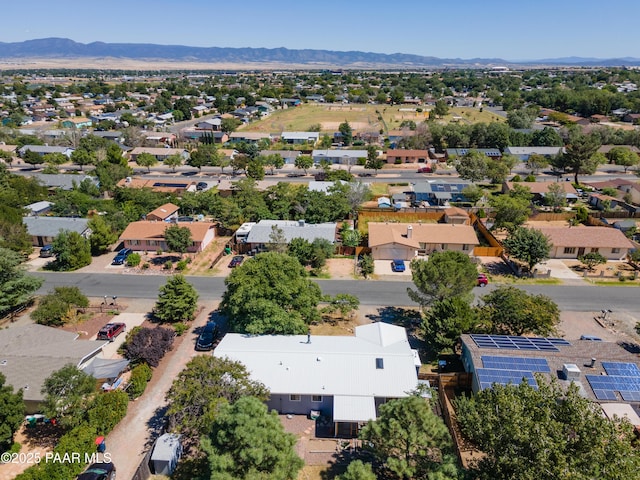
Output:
[376,358,384,369]
[289,395,301,402]
[312,395,322,402]
[441,244,447,250]
[564,247,576,254]
[148,240,158,246]
[612,248,620,254]
[462,244,470,251]
[591,248,599,253]
[130,239,140,246]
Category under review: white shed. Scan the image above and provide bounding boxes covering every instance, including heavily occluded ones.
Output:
[150,433,182,475]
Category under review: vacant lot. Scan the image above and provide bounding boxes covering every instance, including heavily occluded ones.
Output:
[241,104,504,135]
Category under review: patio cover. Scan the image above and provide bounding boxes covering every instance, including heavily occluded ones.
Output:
[83,358,130,379]
[434,192,452,200]
[333,395,376,423]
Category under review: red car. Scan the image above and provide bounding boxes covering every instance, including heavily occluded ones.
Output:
[417,167,432,173]
[97,322,126,341]
[477,274,489,287]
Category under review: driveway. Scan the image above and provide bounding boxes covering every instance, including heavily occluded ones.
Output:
[538,259,584,280]
[374,259,413,280]
[90,312,147,358]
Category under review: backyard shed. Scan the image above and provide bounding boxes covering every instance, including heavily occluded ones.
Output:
[150,433,182,475]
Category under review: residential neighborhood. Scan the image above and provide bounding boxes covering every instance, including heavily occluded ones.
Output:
[1,63,640,480]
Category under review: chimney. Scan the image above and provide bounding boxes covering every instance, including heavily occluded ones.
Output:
[590,358,596,368]
[407,225,413,238]
[307,329,311,344]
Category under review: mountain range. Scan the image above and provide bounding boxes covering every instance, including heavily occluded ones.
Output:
[0,38,639,68]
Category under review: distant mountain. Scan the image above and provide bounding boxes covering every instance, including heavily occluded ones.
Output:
[0,38,638,67]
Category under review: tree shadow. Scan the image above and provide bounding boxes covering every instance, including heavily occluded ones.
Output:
[617,341,640,354]
[481,259,512,276]
[144,405,168,450]
[320,449,377,480]
[365,306,429,357]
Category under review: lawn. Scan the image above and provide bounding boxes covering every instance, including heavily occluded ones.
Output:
[240,104,504,135]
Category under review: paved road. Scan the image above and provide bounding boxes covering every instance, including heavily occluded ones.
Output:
[35,272,640,313]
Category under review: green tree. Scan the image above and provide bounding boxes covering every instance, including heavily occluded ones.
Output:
[607,146,639,172]
[70,149,95,171]
[22,150,45,169]
[338,120,353,145]
[201,396,303,480]
[422,297,478,353]
[0,247,43,317]
[135,152,158,173]
[221,252,322,334]
[456,150,487,182]
[163,153,184,172]
[563,131,601,184]
[294,155,313,174]
[337,460,377,480]
[490,193,531,233]
[456,379,640,480]
[261,153,284,175]
[359,253,374,278]
[486,158,509,184]
[461,184,484,204]
[0,372,24,454]
[507,108,535,129]
[166,356,269,439]
[51,230,92,271]
[479,286,559,336]
[341,228,362,248]
[88,216,117,256]
[408,251,478,307]
[360,395,460,480]
[154,274,199,323]
[365,147,385,173]
[246,157,265,180]
[188,144,219,171]
[31,286,89,327]
[164,225,193,257]
[321,293,360,320]
[433,99,450,117]
[85,390,129,433]
[502,227,551,272]
[41,364,96,428]
[579,251,607,271]
[525,153,549,173]
[544,181,567,211]
[221,117,242,134]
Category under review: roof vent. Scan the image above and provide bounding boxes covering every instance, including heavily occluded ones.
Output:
[0,360,6,366]
[562,364,581,381]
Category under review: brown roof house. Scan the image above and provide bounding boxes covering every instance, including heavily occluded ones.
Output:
[385,149,431,164]
[119,221,216,253]
[530,226,634,260]
[368,222,479,260]
[116,176,196,195]
[147,203,180,222]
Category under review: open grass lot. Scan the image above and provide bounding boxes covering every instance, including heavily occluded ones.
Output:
[240,104,504,134]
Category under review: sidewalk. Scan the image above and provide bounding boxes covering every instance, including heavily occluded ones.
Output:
[104,300,218,478]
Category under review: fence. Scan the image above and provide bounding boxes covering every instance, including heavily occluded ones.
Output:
[469,213,504,256]
[130,449,152,480]
[529,211,575,222]
[437,373,476,468]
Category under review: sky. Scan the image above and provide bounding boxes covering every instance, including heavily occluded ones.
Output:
[3,0,640,60]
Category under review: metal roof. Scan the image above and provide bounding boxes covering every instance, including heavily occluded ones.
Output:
[214,323,418,399]
[23,216,90,237]
[334,395,376,422]
[245,220,337,244]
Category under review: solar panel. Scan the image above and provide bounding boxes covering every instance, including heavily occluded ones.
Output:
[593,389,618,401]
[477,368,538,390]
[602,362,640,377]
[470,334,571,352]
[621,391,640,402]
[481,355,551,373]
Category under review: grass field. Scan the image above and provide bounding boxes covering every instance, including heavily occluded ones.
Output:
[240,104,504,134]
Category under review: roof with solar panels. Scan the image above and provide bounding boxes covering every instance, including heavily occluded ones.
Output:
[460,334,640,404]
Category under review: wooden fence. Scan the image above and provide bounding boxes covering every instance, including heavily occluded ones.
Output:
[130,449,152,480]
[469,213,504,256]
[529,211,575,222]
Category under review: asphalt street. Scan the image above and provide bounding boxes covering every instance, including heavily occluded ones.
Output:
[34,272,640,314]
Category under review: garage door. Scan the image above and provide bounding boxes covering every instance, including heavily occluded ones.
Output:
[373,245,413,260]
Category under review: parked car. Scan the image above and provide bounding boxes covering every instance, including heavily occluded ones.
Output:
[229,255,244,268]
[77,462,116,480]
[196,181,208,191]
[417,166,432,173]
[391,259,406,272]
[477,274,489,286]
[97,322,126,342]
[195,321,220,351]
[111,248,132,265]
[39,244,54,258]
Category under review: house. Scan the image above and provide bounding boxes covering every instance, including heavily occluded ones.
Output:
[445,148,501,160]
[623,113,640,124]
[118,221,216,253]
[18,145,74,158]
[413,181,472,206]
[308,180,344,193]
[21,173,99,192]
[23,216,91,246]
[504,146,564,161]
[92,131,124,143]
[129,147,189,162]
[281,132,320,145]
[503,181,578,202]
[443,207,471,225]
[530,226,634,260]
[116,176,196,195]
[312,149,369,165]
[0,324,106,413]
[24,200,53,216]
[243,219,337,250]
[195,118,222,131]
[460,333,640,404]
[385,149,431,164]
[588,193,622,211]
[259,149,300,165]
[368,222,479,260]
[228,132,272,144]
[214,323,420,432]
[597,145,640,156]
[61,117,92,129]
[146,203,180,222]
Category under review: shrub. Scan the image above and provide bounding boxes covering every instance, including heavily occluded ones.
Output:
[142,262,150,270]
[128,363,153,399]
[174,322,189,336]
[164,260,173,270]
[524,174,536,182]
[176,259,188,271]
[126,253,141,267]
[122,327,175,367]
[156,248,163,255]
[31,286,89,326]
[511,175,522,182]
[85,390,129,432]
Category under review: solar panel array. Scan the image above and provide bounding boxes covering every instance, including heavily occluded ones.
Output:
[481,355,551,373]
[587,362,640,401]
[471,334,571,352]
[477,369,538,390]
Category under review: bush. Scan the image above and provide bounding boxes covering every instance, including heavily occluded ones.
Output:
[511,175,522,182]
[176,259,188,271]
[85,390,129,432]
[173,322,189,336]
[126,253,141,267]
[142,262,150,270]
[164,260,173,270]
[122,327,175,367]
[128,363,153,399]
[524,174,536,182]
[31,286,89,326]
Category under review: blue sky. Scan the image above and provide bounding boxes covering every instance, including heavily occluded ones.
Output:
[3,0,640,60]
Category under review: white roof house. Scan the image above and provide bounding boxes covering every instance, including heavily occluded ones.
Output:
[214,323,420,423]
[244,219,337,245]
